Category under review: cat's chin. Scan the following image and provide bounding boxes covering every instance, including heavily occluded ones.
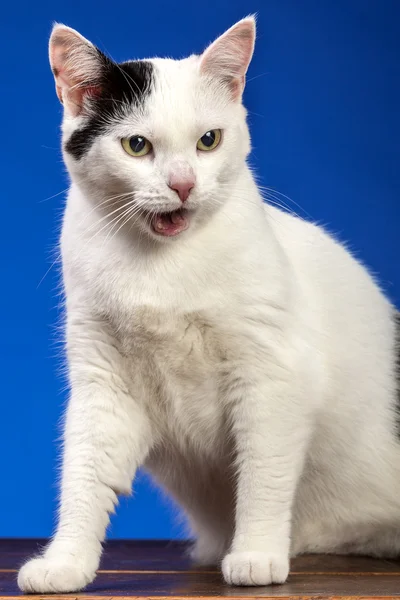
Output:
[147,208,190,237]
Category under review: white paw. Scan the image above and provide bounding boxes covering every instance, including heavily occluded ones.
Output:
[18,556,96,594]
[222,551,289,586]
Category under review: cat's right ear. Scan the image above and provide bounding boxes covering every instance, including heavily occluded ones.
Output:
[49,24,106,117]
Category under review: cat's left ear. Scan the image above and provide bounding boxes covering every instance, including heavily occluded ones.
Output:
[199,16,256,101]
[49,23,107,117]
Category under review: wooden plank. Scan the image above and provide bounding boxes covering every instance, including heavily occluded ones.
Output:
[4,598,400,600]
[4,597,400,600]
[2,571,400,597]
[1,539,400,598]
[5,540,400,573]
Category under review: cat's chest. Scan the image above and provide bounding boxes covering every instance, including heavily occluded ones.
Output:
[113,305,228,449]
[77,241,245,449]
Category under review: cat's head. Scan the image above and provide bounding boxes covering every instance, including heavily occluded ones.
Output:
[49,18,255,240]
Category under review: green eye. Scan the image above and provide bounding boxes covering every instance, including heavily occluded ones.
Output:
[121,135,152,157]
[197,129,222,151]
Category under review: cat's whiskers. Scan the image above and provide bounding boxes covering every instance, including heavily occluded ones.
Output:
[101,202,145,248]
[36,254,62,289]
[216,180,306,220]
[261,194,302,219]
[77,193,136,236]
[106,204,147,247]
[258,184,312,219]
[39,188,70,204]
[208,186,286,228]
[74,191,135,231]
[81,200,142,249]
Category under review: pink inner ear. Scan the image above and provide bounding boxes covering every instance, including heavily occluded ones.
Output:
[85,86,102,98]
[50,43,67,75]
[49,26,102,116]
[228,77,244,102]
[200,19,255,101]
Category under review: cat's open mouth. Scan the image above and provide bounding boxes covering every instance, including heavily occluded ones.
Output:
[150,208,189,237]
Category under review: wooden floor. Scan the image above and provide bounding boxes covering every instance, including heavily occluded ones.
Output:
[1,539,400,599]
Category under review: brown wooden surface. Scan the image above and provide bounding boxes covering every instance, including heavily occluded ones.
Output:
[1,539,400,598]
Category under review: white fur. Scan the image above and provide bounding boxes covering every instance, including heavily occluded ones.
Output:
[18,17,399,593]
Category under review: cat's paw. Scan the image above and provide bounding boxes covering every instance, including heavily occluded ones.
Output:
[222,551,289,586]
[17,556,96,593]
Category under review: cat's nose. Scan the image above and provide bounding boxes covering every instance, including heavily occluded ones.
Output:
[168,177,195,203]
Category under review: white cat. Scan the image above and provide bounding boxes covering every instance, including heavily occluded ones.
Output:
[18,16,400,593]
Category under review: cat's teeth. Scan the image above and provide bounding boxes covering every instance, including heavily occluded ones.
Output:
[155,219,166,230]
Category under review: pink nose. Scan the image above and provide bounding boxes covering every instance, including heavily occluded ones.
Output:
[168,178,195,203]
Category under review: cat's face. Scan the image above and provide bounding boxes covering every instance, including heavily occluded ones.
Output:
[50,19,255,240]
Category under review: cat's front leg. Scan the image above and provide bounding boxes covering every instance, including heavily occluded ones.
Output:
[18,314,153,594]
[222,358,312,586]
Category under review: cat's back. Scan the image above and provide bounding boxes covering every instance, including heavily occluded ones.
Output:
[265,202,393,320]
[265,202,396,427]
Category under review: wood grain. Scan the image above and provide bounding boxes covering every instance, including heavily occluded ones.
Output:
[1,539,400,598]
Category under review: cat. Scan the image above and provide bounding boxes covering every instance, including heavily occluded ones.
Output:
[18,16,400,593]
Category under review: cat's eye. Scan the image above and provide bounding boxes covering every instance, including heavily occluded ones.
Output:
[121,135,152,157]
[196,129,222,152]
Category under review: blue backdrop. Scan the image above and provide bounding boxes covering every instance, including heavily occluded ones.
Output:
[1,0,399,539]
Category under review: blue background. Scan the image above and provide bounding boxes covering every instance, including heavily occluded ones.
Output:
[1,0,399,539]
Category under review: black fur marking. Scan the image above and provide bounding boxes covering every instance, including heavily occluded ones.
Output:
[65,54,154,160]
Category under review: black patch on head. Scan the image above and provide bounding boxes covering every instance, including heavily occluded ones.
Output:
[65,53,154,160]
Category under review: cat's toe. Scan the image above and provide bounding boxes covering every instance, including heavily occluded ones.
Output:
[222,551,289,586]
[18,557,95,593]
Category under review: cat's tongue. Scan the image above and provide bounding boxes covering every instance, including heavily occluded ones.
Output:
[152,209,189,236]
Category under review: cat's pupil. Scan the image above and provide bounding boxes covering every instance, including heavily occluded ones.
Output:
[129,136,145,153]
[201,131,216,147]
